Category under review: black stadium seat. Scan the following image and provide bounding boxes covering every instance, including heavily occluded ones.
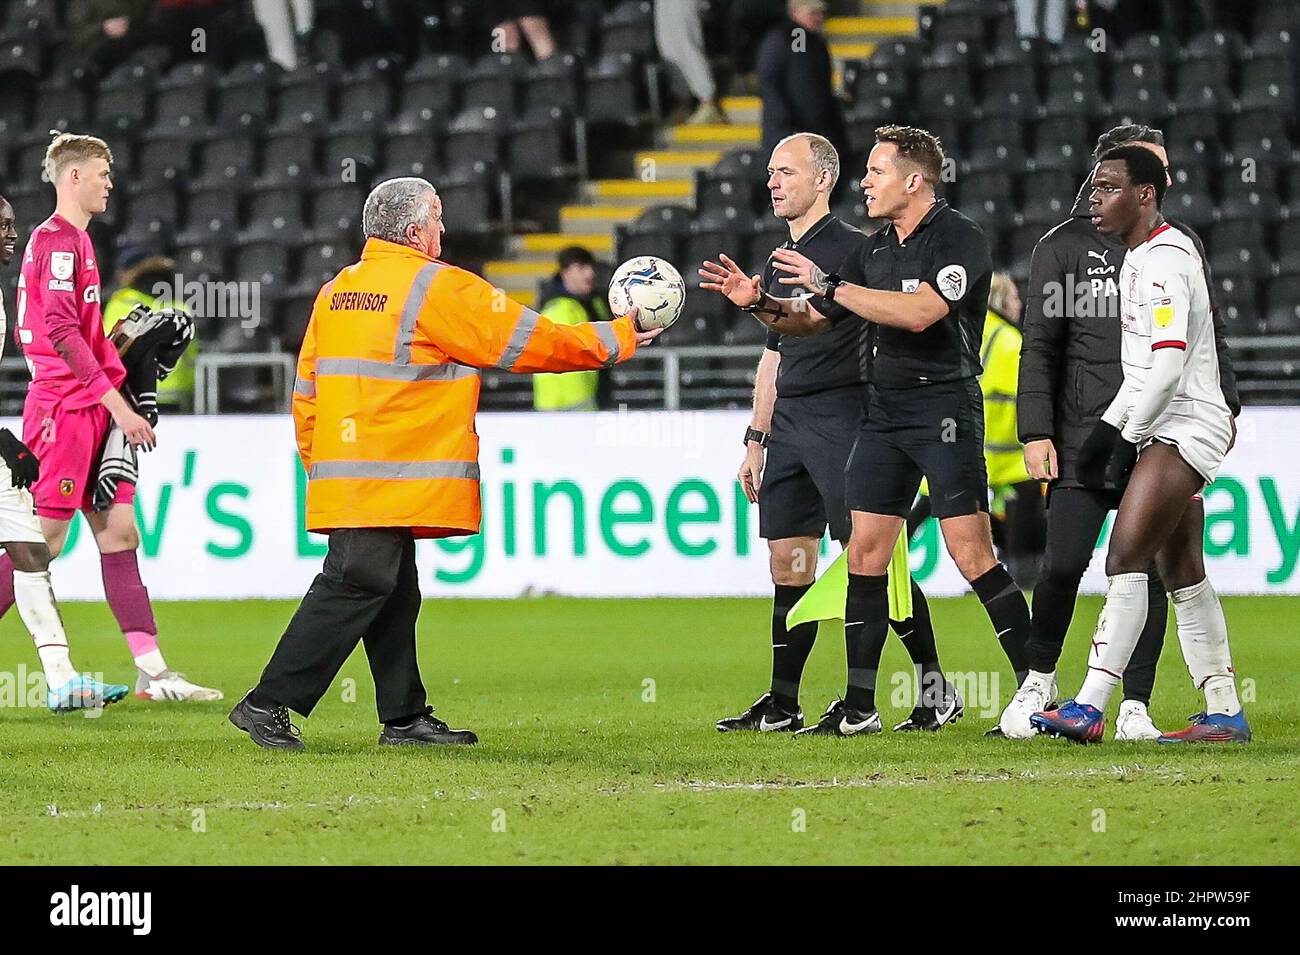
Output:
[307,183,366,242]
[523,53,584,115]
[461,54,525,117]
[584,51,641,123]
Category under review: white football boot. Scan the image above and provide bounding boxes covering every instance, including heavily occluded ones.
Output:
[1113,699,1162,740]
[998,672,1058,739]
[136,670,225,702]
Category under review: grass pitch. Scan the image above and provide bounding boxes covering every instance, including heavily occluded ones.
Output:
[1,595,1296,865]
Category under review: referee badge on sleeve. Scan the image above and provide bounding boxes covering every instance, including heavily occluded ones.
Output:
[936,264,967,301]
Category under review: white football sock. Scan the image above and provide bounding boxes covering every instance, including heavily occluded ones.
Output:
[134,649,167,678]
[1026,669,1055,689]
[13,570,78,688]
[1077,573,1148,711]
[1170,577,1241,717]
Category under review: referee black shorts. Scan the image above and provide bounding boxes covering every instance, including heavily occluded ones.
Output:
[846,378,989,520]
[758,386,864,543]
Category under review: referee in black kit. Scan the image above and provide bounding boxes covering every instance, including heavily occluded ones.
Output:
[999,123,1242,740]
[701,132,960,736]
[765,126,1032,736]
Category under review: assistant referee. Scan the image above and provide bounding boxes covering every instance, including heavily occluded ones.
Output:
[702,133,955,736]
[767,126,1033,736]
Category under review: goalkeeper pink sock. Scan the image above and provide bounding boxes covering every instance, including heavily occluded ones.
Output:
[0,552,14,619]
[100,550,163,668]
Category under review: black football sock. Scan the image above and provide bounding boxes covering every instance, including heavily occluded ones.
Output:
[890,579,945,707]
[1122,571,1169,706]
[973,563,1031,687]
[771,582,816,712]
[1024,569,1081,675]
[845,572,889,712]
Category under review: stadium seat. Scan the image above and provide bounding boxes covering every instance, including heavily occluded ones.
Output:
[1229,112,1292,166]
[1212,275,1259,335]
[508,105,575,183]
[241,188,305,244]
[1263,276,1300,334]
[523,53,584,115]
[194,132,261,190]
[600,0,656,57]
[914,67,976,122]
[1183,29,1246,63]
[321,131,381,184]
[173,244,226,285]
[1164,191,1215,232]
[307,183,366,242]
[683,206,750,273]
[272,62,339,131]
[333,75,396,133]
[136,136,193,186]
[393,53,465,131]
[1209,221,1273,279]
[215,60,279,125]
[965,118,1027,172]
[1173,60,1234,115]
[32,82,88,132]
[584,51,642,124]
[295,240,354,287]
[0,31,44,80]
[978,64,1040,120]
[437,160,497,234]
[1020,169,1079,226]
[1005,225,1044,281]
[617,205,692,263]
[1109,62,1172,119]
[444,106,507,171]
[851,66,909,103]
[381,128,441,179]
[1240,57,1295,112]
[94,66,154,135]
[255,130,318,188]
[1030,115,1091,174]
[1164,112,1223,168]
[1219,189,1282,225]
[231,240,292,300]
[461,54,525,117]
[1273,221,1300,274]
[1043,61,1104,117]
[146,86,212,142]
[1117,32,1174,67]
[925,8,986,49]
[866,40,922,74]
[955,171,1014,231]
[114,186,179,249]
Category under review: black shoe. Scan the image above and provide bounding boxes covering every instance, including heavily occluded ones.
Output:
[380,712,478,746]
[794,699,882,737]
[716,691,803,733]
[985,724,1006,737]
[894,681,964,731]
[229,692,305,751]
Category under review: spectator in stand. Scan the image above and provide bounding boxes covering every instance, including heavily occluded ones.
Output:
[1014,0,1068,45]
[756,1,846,164]
[68,0,155,73]
[485,0,556,60]
[534,247,613,411]
[655,0,727,125]
[251,0,313,70]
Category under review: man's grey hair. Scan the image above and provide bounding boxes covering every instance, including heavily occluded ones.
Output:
[362,177,438,244]
[774,132,840,191]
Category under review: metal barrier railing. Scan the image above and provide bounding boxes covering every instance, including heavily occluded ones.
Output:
[194,352,296,414]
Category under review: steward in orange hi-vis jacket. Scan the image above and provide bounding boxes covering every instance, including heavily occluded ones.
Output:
[232,178,662,750]
[293,236,639,538]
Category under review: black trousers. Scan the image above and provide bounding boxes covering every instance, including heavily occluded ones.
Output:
[1025,486,1167,704]
[257,528,428,724]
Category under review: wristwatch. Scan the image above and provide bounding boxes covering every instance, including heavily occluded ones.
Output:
[822,272,843,300]
[743,427,769,448]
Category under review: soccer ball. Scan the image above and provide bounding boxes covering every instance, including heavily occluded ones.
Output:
[607,256,685,330]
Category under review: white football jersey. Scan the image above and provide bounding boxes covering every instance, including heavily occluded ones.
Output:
[1111,222,1231,445]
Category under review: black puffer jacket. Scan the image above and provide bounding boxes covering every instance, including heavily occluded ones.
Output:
[1017,178,1240,490]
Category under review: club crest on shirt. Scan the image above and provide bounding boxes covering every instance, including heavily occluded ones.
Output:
[50,251,74,281]
[936,264,967,301]
[60,478,75,496]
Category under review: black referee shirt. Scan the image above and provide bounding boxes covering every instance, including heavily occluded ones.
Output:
[760,213,872,397]
[844,198,992,389]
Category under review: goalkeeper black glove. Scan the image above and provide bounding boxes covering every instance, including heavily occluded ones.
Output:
[0,428,39,490]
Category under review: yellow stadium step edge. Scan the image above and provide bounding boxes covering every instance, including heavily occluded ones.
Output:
[558,204,645,233]
[632,149,723,179]
[719,96,761,124]
[584,179,694,206]
[508,233,614,261]
[669,123,761,147]
[829,42,882,60]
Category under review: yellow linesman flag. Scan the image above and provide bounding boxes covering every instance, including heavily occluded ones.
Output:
[785,529,913,629]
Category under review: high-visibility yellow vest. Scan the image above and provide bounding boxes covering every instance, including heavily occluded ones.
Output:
[981,309,1030,488]
[533,294,609,411]
[294,238,638,538]
[103,286,196,409]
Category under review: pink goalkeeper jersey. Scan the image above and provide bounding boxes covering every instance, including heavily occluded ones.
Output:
[17,214,125,410]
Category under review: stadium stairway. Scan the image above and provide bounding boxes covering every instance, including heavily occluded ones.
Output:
[482,0,933,308]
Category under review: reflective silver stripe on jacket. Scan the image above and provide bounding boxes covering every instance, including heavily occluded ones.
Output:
[496,307,542,370]
[309,460,480,481]
[595,321,621,368]
[393,261,445,364]
[294,376,315,397]
[315,357,476,382]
